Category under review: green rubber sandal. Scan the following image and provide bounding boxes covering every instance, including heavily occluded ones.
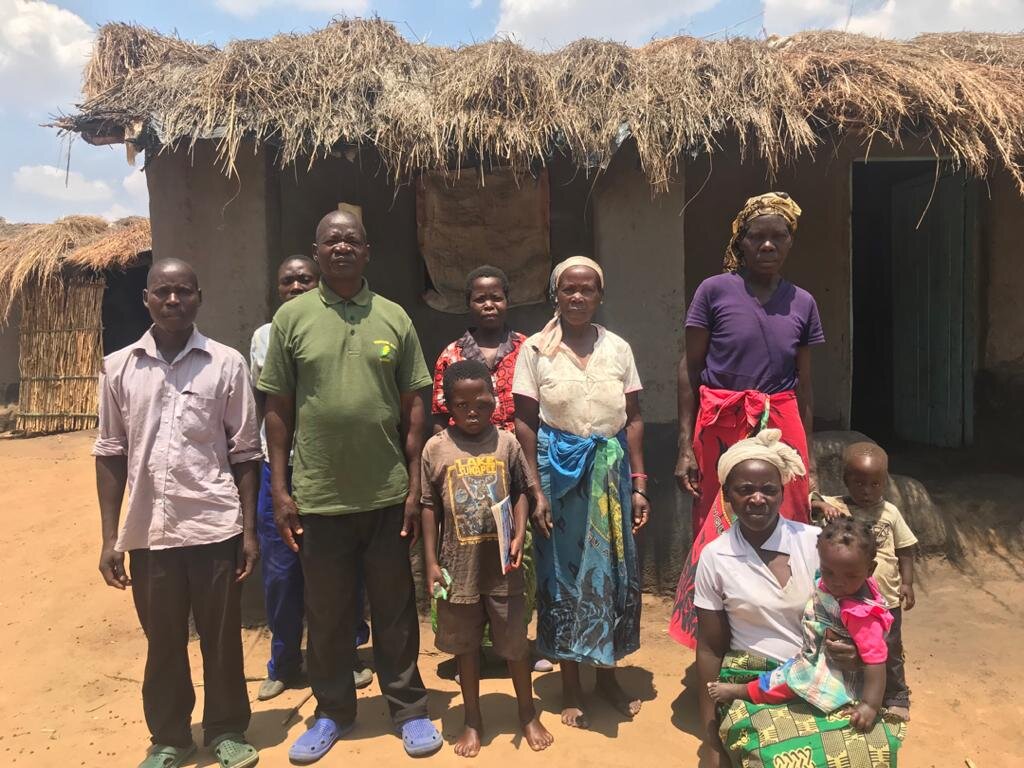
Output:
[210,733,259,768]
[137,743,197,768]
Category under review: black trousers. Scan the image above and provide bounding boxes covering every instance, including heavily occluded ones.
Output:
[129,536,250,748]
[884,607,911,708]
[299,506,428,726]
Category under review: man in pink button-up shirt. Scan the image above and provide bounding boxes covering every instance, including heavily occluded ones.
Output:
[93,258,262,768]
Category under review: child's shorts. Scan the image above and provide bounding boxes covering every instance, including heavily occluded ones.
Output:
[435,593,528,660]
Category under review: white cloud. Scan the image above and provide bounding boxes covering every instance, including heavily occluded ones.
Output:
[6,165,148,222]
[12,164,112,202]
[0,0,94,113]
[100,203,132,222]
[764,0,1024,38]
[470,0,483,8]
[122,169,148,208]
[215,0,369,19]
[495,0,720,49]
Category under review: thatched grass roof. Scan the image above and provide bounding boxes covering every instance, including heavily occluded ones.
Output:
[67,216,151,272]
[59,18,1024,192]
[0,217,33,241]
[0,216,151,324]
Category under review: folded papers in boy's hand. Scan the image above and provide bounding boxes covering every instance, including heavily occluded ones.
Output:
[491,495,515,575]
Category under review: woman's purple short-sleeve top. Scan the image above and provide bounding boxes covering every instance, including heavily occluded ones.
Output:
[686,272,824,394]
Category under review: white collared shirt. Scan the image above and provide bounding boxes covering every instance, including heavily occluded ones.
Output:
[249,322,272,460]
[694,516,822,662]
[512,325,642,438]
[93,327,262,552]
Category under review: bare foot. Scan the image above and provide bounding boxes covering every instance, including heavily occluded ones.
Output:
[521,716,554,751]
[847,702,878,733]
[560,686,589,729]
[706,681,749,705]
[560,662,589,729]
[885,705,910,722]
[560,705,589,729]
[453,725,481,758]
[596,673,642,718]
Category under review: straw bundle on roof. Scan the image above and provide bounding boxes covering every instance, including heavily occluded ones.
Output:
[83,22,218,101]
[0,217,32,241]
[67,216,151,272]
[551,40,637,170]
[59,18,1024,192]
[781,32,1024,178]
[429,40,559,179]
[914,32,1024,70]
[195,20,406,171]
[635,36,818,187]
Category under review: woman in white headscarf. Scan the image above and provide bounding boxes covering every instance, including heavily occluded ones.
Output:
[512,256,650,729]
[693,430,903,767]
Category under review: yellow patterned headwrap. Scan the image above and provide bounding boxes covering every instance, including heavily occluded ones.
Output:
[723,192,802,272]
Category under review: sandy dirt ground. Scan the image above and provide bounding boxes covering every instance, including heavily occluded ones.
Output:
[1,431,1021,767]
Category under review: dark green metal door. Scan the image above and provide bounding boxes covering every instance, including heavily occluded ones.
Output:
[891,170,974,447]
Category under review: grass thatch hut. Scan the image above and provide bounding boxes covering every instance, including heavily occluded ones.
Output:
[56,19,1024,587]
[0,217,152,435]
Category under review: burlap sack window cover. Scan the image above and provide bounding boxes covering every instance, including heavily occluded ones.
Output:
[416,168,550,314]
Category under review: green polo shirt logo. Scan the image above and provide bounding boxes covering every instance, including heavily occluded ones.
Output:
[374,340,396,362]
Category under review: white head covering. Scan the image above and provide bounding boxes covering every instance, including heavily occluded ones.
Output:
[717,428,807,486]
[536,256,604,357]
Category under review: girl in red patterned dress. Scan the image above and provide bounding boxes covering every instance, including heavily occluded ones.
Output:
[432,266,526,434]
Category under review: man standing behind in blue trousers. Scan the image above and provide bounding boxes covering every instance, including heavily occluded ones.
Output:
[250,255,373,701]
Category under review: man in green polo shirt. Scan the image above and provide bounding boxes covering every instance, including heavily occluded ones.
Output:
[259,210,442,761]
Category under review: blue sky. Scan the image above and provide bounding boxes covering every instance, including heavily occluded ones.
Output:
[2,0,1023,224]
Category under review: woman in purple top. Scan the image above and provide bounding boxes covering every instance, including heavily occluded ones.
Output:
[669,192,831,649]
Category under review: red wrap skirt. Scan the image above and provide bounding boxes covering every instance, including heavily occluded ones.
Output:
[669,386,811,649]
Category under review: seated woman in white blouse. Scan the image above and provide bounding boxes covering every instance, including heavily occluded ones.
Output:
[694,430,906,768]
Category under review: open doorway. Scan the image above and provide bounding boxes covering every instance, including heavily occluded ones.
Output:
[851,161,975,448]
[102,252,153,354]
